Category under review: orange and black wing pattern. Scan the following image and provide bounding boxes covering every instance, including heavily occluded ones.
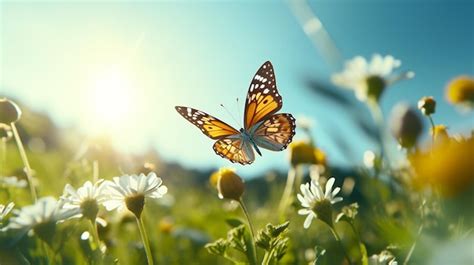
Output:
[213,137,255,165]
[175,106,239,139]
[253,113,296,151]
[244,61,283,130]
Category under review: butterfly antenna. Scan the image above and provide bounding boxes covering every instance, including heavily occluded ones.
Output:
[235,97,244,128]
[220,103,241,129]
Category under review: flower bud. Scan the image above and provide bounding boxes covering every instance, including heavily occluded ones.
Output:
[445,76,474,108]
[209,170,220,188]
[217,168,245,201]
[0,98,22,125]
[0,124,13,141]
[289,141,327,167]
[417,96,436,116]
[390,103,423,149]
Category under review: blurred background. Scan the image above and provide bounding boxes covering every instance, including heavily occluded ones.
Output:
[1,0,473,176]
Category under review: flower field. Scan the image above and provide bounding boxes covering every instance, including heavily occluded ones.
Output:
[1,2,473,265]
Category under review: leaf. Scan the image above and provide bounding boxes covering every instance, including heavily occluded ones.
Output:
[226,218,245,228]
[359,243,369,265]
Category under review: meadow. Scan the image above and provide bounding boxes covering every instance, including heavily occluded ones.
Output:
[1,2,474,265]
[1,63,473,265]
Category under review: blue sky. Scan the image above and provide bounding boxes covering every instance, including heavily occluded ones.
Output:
[1,0,473,177]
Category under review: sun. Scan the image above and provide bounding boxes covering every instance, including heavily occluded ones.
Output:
[82,64,138,137]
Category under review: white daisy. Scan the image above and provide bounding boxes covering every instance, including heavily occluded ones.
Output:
[103,172,167,217]
[61,180,107,221]
[297,177,343,229]
[2,197,78,241]
[0,202,14,221]
[0,176,28,188]
[332,54,414,102]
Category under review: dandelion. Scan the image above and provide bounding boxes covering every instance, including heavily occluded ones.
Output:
[2,197,77,245]
[297,177,343,229]
[0,202,14,221]
[103,172,168,265]
[445,75,474,109]
[332,54,413,103]
[61,180,108,248]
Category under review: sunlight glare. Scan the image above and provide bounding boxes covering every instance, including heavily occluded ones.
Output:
[82,64,141,144]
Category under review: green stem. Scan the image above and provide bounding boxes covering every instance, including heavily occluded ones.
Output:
[92,160,99,183]
[238,199,257,265]
[42,240,56,265]
[368,101,387,168]
[136,216,154,265]
[278,166,296,219]
[403,224,424,265]
[223,253,244,264]
[10,122,37,202]
[428,115,436,146]
[261,248,275,265]
[1,139,6,176]
[329,225,353,265]
[349,222,367,264]
[89,219,101,250]
[403,198,426,265]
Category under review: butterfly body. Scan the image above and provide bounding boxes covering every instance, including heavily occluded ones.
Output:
[238,127,263,156]
[175,61,296,165]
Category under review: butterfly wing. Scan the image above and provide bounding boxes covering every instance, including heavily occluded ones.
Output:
[251,113,296,151]
[175,106,239,139]
[244,61,283,130]
[213,137,255,165]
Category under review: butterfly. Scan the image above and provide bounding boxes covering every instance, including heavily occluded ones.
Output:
[175,61,296,165]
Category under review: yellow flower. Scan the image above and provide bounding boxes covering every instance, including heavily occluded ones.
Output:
[209,170,220,188]
[445,76,474,108]
[158,217,174,234]
[410,136,474,197]
[431,125,449,143]
[289,140,327,167]
[216,168,245,201]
